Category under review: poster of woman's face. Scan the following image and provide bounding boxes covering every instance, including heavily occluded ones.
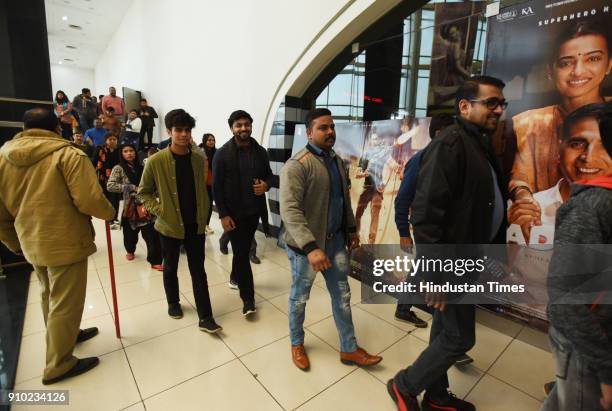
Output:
[485,0,612,322]
[486,0,612,121]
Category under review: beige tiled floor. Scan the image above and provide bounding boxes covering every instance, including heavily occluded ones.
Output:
[15,218,554,410]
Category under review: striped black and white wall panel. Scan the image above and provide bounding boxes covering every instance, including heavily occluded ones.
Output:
[264,96,310,237]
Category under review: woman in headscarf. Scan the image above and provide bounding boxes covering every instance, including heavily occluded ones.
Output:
[107,143,163,270]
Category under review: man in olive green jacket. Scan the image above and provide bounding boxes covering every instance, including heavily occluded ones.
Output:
[0,108,115,385]
[138,108,221,333]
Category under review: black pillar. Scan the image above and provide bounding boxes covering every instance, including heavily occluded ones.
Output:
[0,0,53,148]
[363,22,403,121]
[0,0,51,266]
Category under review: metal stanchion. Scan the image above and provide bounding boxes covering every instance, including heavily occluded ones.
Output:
[105,221,121,338]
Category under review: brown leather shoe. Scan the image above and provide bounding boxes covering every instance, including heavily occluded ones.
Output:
[291,344,310,371]
[340,347,382,367]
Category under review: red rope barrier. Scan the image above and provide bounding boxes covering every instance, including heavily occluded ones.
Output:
[105,221,121,338]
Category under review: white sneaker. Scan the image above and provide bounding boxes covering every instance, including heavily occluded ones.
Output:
[205,226,214,235]
[110,222,120,230]
[228,280,238,290]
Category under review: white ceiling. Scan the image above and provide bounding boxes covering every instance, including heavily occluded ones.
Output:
[45,0,134,69]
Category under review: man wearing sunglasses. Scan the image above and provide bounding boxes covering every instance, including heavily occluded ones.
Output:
[388,76,509,411]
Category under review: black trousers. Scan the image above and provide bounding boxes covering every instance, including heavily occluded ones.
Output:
[140,127,154,148]
[206,186,213,225]
[228,214,259,303]
[121,219,162,265]
[159,224,213,320]
[394,304,475,396]
[220,231,257,256]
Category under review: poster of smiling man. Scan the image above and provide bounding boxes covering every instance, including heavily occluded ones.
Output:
[485,0,612,321]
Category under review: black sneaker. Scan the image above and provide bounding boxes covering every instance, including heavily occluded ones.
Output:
[387,379,420,411]
[395,310,428,328]
[76,327,99,343]
[243,301,256,316]
[454,354,474,366]
[422,390,475,411]
[199,318,222,333]
[249,254,261,264]
[42,357,100,385]
[168,303,183,319]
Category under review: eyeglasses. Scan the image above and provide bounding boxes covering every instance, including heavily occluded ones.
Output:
[470,98,508,110]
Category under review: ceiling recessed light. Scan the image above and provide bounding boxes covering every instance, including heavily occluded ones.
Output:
[62,16,68,21]
[58,61,63,64]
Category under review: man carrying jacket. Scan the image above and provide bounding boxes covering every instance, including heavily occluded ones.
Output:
[280,108,382,371]
[0,108,116,384]
[388,76,509,411]
[138,108,221,333]
[213,110,273,316]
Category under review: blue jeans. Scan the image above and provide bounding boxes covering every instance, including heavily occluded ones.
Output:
[286,234,357,352]
[541,326,603,411]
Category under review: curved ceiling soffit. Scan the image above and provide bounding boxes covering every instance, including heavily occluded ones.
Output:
[259,0,406,144]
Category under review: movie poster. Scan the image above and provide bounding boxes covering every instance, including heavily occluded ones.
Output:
[290,118,432,285]
[291,118,431,244]
[428,2,486,111]
[352,118,431,245]
[485,0,612,320]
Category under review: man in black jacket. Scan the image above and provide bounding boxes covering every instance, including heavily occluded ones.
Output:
[212,110,273,316]
[139,98,158,149]
[72,88,96,132]
[388,76,509,411]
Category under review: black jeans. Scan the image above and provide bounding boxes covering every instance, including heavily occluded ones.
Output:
[159,224,213,320]
[140,127,154,148]
[206,185,213,225]
[121,219,162,265]
[228,214,259,303]
[220,231,257,256]
[394,304,475,396]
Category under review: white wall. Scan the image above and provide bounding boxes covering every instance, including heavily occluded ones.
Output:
[94,0,395,146]
[50,64,95,101]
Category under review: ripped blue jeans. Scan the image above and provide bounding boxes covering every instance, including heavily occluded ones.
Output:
[287,234,357,352]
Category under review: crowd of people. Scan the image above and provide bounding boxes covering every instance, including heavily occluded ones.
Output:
[0,77,610,411]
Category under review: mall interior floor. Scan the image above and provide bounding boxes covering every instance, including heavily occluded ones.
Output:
[13,217,554,411]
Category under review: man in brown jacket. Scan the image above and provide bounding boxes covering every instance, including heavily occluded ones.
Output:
[0,108,115,385]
